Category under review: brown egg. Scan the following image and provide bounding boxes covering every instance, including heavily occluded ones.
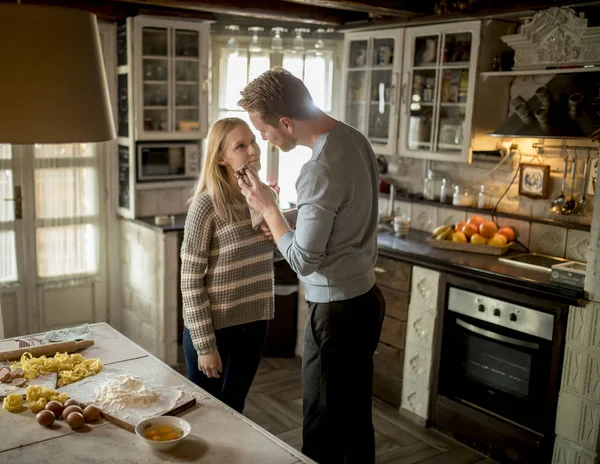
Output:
[83,405,101,422]
[66,411,85,429]
[64,398,80,408]
[62,405,83,420]
[45,400,64,418]
[36,410,55,427]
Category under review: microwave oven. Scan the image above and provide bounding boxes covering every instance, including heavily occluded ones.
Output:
[137,142,200,182]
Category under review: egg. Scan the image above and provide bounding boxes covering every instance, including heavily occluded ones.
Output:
[83,405,101,422]
[64,398,80,408]
[62,405,83,420]
[36,410,55,427]
[45,400,64,418]
[66,411,85,429]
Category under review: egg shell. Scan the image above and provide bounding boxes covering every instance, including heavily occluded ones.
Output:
[64,398,80,408]
[66,411,85,429]
[83,405,101,422]
[36,410,56,427]
[45,400,64,418]
[62,405,83,420]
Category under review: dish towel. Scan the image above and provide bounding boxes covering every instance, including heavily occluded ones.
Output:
[42,323,93,344]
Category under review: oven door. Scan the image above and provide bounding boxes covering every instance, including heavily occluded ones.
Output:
[439,310,553,434]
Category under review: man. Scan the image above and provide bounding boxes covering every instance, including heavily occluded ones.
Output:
[237,67,385,464]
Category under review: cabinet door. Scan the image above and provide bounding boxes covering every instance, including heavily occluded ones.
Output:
[399,21,481,162]
[342,30,403,156]
[140,25,171,138]
[172,27,203,137]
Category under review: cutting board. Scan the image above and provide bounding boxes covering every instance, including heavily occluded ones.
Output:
[58,367,196,432]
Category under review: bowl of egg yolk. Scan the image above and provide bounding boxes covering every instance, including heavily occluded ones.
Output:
[135,416,191,451]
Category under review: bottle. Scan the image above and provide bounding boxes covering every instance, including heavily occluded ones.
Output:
[423,169,438,200]
[477,185,488,209]
[453,185,473,207]
[439,178,452,204]
[423,78,434,103]
[457,70,469,103]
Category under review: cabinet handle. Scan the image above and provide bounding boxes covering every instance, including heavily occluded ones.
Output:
[401,71,410,115]
[391,72,399,109]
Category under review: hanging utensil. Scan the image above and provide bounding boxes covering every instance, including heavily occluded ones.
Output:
[561,155,577,215]
[578,150,591,215]
[550,153,568,213]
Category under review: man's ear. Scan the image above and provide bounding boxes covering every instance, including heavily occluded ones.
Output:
[279,117,294,133]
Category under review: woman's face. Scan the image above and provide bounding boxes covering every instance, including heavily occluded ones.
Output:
[219,123,261,174]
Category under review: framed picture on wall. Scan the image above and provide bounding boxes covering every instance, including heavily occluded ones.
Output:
[519,163,550,199]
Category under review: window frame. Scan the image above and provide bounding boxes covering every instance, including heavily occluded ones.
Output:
[210,33,343,189]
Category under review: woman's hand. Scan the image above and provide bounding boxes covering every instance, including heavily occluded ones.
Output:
[198,350,222,379]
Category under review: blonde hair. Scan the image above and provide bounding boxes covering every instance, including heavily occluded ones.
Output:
[193,117,248,223]
[238,67,317,127]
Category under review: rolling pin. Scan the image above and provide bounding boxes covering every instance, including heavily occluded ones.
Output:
[0,339,94,362]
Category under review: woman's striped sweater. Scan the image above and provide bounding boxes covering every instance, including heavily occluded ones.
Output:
[180,193,275,355]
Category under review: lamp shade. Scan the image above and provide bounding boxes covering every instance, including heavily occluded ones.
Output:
[0,4,116,144]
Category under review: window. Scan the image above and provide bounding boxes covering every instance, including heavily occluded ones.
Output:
[216,38,338,208]
[0,145,17,283]
[34,144,100,279]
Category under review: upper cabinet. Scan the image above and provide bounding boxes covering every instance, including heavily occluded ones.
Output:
[341,29,404,156]
[119,16,209,142]
[398,21,481,162]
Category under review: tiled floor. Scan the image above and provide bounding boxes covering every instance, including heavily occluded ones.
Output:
[243,357,496,464]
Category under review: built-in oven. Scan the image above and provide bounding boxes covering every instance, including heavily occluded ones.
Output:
[440,287,554,433]
[137,142,200,182]
[432,275,569,463]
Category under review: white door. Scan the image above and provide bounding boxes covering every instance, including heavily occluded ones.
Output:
[0,24,116,339]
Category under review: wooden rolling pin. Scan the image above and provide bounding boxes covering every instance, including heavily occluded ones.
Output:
[0,339,94,362]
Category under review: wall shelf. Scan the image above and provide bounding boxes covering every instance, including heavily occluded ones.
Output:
[380,193,592,231]
[480,67,600,77]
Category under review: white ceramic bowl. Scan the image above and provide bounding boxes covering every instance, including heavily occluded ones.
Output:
[135,416,191,451]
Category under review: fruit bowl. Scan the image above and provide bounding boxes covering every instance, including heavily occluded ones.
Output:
[427,237,514,255]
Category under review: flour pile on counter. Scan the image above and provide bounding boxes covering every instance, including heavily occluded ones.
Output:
[93,376,159,411]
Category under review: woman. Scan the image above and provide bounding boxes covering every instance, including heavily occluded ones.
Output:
[181,117,274,413]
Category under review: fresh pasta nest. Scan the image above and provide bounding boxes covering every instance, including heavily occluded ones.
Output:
[11,352,103,387]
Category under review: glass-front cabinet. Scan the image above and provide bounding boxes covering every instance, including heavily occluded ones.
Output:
[132,17,209,141]
[341,30,404,155]
[399,21,481,162]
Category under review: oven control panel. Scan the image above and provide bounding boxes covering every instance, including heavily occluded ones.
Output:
[447,287,554,341]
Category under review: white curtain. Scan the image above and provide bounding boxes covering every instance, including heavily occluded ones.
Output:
[33,143,100,280]
[0,145,17,284]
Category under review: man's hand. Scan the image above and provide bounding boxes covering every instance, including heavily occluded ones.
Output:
[259,223,273,241]
[238,168,278,216]
[198,350,222,379]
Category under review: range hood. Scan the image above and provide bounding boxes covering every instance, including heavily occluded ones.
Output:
[489,71,600,139]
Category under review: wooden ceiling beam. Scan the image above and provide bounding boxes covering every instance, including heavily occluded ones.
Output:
[278,0,429,17]
[114,0,365,25]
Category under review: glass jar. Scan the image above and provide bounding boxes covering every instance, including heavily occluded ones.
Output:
[452,185,473,207]
[423,169,439,201]
[439,178,452,204]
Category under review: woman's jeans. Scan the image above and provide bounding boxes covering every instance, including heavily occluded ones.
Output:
[183,319,268,413]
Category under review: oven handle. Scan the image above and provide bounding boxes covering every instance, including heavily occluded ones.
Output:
[456,318,540,350]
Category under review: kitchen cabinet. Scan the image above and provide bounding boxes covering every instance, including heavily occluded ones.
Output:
[341,29,404,155]
[373,256,411,407]
[118,16,209,142]
[398,21,481,162]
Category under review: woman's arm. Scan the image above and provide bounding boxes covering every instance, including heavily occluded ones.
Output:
[180,196,217,355]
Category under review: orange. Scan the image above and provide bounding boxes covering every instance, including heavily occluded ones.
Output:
[468,215,485,228]
[488,233,508,247]
[497,227,516,242]
[456,221,467,231]
[461,223,478,239]
[479,220,498,239]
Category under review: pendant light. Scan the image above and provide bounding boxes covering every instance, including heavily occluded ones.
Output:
[225,25,240,56]
[0,3,115,144]
[292,28,310,54]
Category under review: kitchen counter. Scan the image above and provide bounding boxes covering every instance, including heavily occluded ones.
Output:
[378,230,584,305]
[0,323,313,464]
[128,214,187,232]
